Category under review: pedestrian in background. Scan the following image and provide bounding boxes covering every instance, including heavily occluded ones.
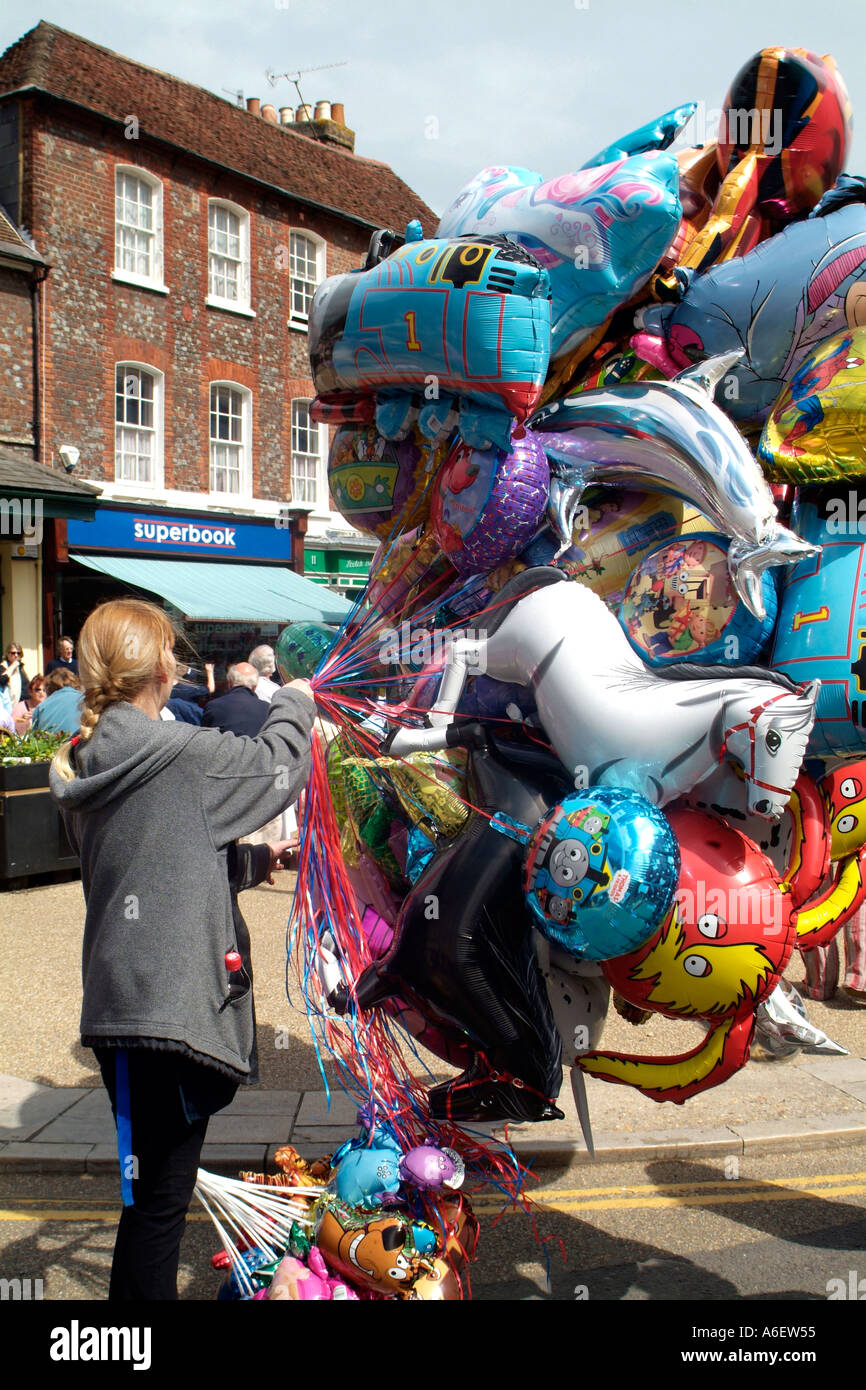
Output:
[249,645,280,703]
[45,635,78,677]
[12,673,46,733]
[0,642,30,708]
[202,662,268,736]
[32,669,83,734]
[803,905,866,1006]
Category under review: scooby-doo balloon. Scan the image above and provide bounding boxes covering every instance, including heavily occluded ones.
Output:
[315,1197,436,1297]
[578,806,795,1102]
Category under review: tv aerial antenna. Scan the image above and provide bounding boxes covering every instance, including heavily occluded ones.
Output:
[265,61,348,132]
[221,87,245,108]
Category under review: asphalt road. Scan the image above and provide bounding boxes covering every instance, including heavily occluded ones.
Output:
[3,1142,866,1305]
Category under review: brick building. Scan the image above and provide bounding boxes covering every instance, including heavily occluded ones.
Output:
[0,21,434,669]
[0,201,100,682]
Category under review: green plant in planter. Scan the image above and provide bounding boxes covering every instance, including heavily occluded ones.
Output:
[0,729,67,764]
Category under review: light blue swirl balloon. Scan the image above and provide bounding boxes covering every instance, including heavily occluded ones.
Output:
[438,151,681,361]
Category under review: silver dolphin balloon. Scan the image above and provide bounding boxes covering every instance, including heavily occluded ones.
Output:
[530,350,819,619]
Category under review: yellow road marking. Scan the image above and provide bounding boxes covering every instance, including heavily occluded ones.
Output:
[8,1170,866,1207]
[4,1172,866,1223]
[473,1181,866,1216]
[475,1170,866,1203]
[0,1209,212,1223]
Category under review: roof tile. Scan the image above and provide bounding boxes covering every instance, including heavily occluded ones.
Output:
[0,205,44,264]
[0,22,436,234]
[0,449,102,497]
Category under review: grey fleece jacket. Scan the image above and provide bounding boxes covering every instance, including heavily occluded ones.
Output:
[49,685,316,1078]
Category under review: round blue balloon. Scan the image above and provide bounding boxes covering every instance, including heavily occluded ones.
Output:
[523,787,679,961]
[618,532,777,667]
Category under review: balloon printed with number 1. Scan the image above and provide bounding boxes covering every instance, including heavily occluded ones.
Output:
[771,486,866,758]
[308,231,552,452]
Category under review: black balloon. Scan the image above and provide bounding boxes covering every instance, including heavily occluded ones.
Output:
[353,726,571,1122]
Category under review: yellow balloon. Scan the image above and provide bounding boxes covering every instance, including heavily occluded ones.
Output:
[759,328,866,483]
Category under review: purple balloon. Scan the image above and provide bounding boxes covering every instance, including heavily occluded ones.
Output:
[432,428,550,576]
[398,1145,465,1191]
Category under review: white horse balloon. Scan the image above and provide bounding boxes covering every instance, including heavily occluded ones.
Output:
[386,570,819,820]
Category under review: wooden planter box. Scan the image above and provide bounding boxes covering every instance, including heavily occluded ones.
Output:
[0,763,79,878]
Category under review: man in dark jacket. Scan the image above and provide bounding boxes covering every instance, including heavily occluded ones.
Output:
[45,635,79,677]
[166,680,209,724]
[202,663,268,736]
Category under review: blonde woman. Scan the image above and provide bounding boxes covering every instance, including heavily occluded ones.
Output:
[50,599,316,1301]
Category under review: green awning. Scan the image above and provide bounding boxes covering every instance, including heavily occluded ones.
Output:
[69,554,354,623]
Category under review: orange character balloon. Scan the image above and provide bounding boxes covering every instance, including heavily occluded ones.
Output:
[578,807,795,1103]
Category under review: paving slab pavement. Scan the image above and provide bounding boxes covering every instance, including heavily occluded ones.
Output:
[3,1046,866,1173]
[2,879,866,1173]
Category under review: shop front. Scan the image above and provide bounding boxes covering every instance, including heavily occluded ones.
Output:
[0,451,101,678]
[304,544,373,597]
[55,503,352,681]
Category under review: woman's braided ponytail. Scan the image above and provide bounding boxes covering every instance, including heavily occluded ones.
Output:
[52,600,182,782]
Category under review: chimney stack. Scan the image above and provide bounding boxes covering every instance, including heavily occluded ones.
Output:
[246,97,261,116]
[287,99,355,152]
[279,107,294,124]
[261,103,278,124]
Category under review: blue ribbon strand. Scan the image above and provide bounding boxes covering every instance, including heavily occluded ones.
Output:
[116,1050,134,1207]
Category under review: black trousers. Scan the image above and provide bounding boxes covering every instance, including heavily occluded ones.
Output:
[96,1047,238,1301]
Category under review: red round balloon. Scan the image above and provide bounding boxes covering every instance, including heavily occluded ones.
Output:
[717,48,852,221]
[603,806,794,1021]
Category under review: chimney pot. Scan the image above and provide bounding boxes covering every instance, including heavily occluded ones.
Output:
[296,103,313,122]
[314,100,332,122]
[279,106,294,124]
[330,102,345,125]
[261,103,278,124]
[246,97,261,116]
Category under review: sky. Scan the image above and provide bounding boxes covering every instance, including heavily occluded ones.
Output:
[0,0,864,218]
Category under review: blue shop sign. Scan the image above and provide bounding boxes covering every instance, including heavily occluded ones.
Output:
[67,506,292,563]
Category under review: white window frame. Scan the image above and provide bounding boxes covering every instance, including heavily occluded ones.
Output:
[209,382,252,500]
[288,230,325,330]
[206,199,255,317]
[114,363,165,490]
[293,397,330,511]
[113,166,167,293]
